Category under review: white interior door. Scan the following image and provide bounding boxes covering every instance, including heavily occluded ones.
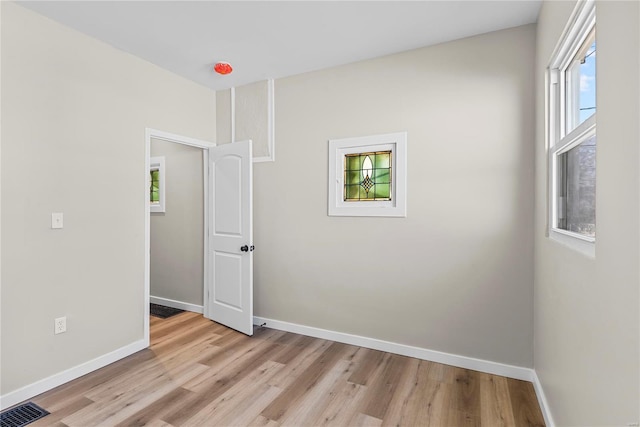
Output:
[206,140,253,335]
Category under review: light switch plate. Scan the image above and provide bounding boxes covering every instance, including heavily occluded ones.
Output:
[51,212,63,229]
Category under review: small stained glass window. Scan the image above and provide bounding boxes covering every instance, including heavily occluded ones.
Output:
[150,169,160,203]
[344,151,392,201]
[150,156,165,213]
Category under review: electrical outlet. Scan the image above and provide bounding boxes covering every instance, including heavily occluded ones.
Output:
[54,316,66,334]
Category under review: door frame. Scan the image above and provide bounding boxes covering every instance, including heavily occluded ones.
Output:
[144,128,216,346]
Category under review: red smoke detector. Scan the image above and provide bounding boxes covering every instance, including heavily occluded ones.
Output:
[214,62,233,75]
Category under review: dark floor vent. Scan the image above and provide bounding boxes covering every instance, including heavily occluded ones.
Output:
[0,402,49,427]
[150,303,184,319]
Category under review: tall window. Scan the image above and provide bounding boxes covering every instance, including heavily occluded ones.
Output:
[150,169,160,203]
[150,156,165,213]
[548,0,596,254]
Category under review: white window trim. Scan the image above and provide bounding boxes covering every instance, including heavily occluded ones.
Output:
[328,132,407,217]
[546,0,596,257]
[150,156,166,213]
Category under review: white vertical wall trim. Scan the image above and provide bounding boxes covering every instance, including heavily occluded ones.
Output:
[202,149,209,318]
[230,86,236,143]
[269,78,275,161]
[0,1,3,386]
[144,129,152,347]
[531,371,556,427]
[253,79,276,163]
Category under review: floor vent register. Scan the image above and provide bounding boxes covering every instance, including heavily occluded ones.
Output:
[0,402,50,427]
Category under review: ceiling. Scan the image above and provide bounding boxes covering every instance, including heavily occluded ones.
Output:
[18,1,541,91]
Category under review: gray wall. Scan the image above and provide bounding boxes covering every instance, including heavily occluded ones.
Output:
[534,1,640,424]
[251,24,536,368]
[1,2,215,395]
[150,139,204,307]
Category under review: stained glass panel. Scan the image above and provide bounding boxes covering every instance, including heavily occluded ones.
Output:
[346,171,360,185]
[344,151,392,201]
[347,155,361,171]
[150,170,160,203]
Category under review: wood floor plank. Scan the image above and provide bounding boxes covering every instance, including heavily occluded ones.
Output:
[507,378,546,427]
[150,312,204,343]
[187,381,283,426]
[271,334,318,365]
[350,412,383,427]
[480,374,517,426]
[62,361,209,426]
[151,319,223,355]
[216,385,284,426]
[428,361,457,384]
[181,328,285,393]
[196,327,282,369]
[260,341,351,422]
[294,347,370,426]
[182,361,284,426]
[348,348,386,386]
[447,409,482,426]
[280,357,357,426]
[449,367,482,419]
[29,397,94,427]
[360,353,411,420]
[249,415,281,426]
[163,331,294,425]
[316,381,367,426]
[378,357,421,427]
[141,420,175,427]
[265,338,331,389]
[24,313,545,427]
[113,386,194,427]
[382,359,451,426]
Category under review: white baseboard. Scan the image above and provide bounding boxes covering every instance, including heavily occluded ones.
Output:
[531,370,556,427]
[150,296,203,314]
[253,316,533,382]
[0,339,146,411]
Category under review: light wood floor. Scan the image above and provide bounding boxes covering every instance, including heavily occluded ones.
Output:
[28,311,545,426]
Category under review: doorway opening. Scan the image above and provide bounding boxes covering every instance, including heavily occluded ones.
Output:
[143,128,216,347]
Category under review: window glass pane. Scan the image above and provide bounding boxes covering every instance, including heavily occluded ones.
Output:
[344,151,392,201]
[346,170,360,185]
[373,169,390,184]
[578,40,596,123]
[374,183,390,199]
[566,33,596,133]
[345,184,360,199]
[346,155,361,171]
[150,170,160,204]
[557,135,596,237]
[374,152,390,169]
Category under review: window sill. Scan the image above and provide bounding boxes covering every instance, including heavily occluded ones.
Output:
[549,228,595,258]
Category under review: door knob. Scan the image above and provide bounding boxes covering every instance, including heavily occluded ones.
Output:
[241,245,249,252]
